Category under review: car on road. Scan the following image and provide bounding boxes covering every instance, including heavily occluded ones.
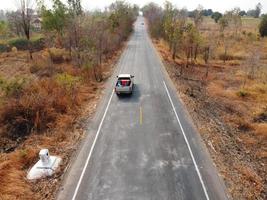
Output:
[115,74,134,95]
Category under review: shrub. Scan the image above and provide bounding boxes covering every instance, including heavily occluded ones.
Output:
[247,32,258,42]
[30,57,59,77]
[259,15,267,37]
[254,108,267,123]
[0,43,10,52]
[55,73,81,90]
[219,53,243,61]
[8,38,29,51]
[30,63,56,77]
[30,64,42,74]
[48,48,69,64]
[31,37,45,51]
[0,77,26,97]
[236,90,249,97]
[5,37,45,52]
[219,53,235,61]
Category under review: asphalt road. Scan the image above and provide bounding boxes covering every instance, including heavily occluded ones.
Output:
[57,17,229,200]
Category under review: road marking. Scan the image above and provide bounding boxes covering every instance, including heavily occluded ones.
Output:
[140,106,143,125]
[71,90,114,200]
[163,81,210,200]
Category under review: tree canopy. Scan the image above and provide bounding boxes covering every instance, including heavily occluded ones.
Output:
[41,0,69,35]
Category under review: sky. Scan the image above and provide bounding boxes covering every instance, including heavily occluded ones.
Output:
[1,0,267,14]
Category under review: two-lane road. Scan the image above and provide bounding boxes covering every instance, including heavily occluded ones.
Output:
[57,17,228,200]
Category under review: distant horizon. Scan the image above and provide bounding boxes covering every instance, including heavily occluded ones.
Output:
[1,0,267,14]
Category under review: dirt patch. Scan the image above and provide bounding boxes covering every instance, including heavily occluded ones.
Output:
[153,39,267,200]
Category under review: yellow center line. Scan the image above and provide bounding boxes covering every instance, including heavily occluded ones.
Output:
[140,106,143,125]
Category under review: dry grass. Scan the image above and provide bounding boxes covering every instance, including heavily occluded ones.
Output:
[0,78,83,138]
[200,17,260,34]
[241,17,261,33]
[233,164,264,200]
[253,123,267,139]
[0,148,39,200]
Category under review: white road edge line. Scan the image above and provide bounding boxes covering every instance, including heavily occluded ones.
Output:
[163,81,210,200]
[71,90,115,200]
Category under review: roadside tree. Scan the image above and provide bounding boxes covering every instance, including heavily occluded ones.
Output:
[142,3,163,39]
[259,14,267,37]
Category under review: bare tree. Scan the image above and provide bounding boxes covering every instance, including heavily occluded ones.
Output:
[191,5,203,61]
[193,5,204,30]
[226,8,242,37]
[218,15,232,63]
[18,0,32,40]
[200,30,217,81]
[17,0,34,59]
[67,0,83,51]
[244,47,261,80]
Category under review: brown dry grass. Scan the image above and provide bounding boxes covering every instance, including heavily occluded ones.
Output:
[0,148,39,200]
[0,78,83,138]
[153,21,267,199]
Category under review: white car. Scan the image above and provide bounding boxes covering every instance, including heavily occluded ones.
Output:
[115,74,134,95]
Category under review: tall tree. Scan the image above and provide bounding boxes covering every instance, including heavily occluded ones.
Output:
[142,3,163,38]
[184,23,201,65]
[218,16,230,63]
[41,0,69,46]
[67,0,83,50]
[247,3,262,18]
[219,16,229,33]
[225,8,242,36]
[19,0,33,40]
[162,1,175,51]
[255,3,262,18]
[163,1,186,60]
[17,0,34,58]
[109,1,136,42]
[191,5,203,62]
[259,14,267,37]
[67,0,82,16]
[193,5,204,30]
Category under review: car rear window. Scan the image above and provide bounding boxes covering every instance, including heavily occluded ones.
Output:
[117,78,131,86]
